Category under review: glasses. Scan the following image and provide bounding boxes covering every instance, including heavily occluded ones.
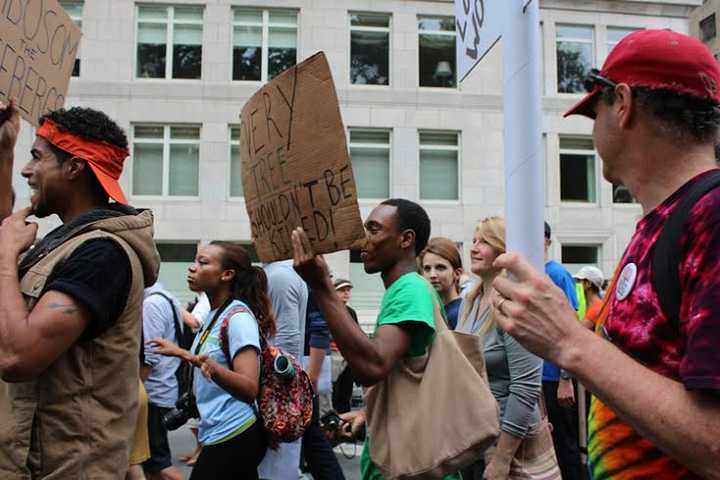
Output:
[583,68,617,93]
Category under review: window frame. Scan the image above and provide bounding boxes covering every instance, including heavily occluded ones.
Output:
[347,127,393,201]
[555,24,595,96]
[130,124,202,200]
[348,12,392,88]
[60,1,83,77]
[134,4,204,81]
[560,243,602,275]
[228,125,244,200]
[558,136,598,205]
[701,14,717,43]
[417,15,457,90]
[418,130,461,202]
[231,8,299,83]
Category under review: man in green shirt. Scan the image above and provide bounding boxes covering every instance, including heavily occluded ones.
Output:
[292,198,461,480]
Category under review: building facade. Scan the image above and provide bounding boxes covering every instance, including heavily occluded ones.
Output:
[690,0,720,57]
[10,0,699,327]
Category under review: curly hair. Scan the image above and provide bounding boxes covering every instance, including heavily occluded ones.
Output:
[40,107,128,150]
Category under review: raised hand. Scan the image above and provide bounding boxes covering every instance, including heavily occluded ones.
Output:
[291,227,333,291]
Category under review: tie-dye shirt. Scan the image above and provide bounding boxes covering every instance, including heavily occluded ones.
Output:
[588,169,720,480]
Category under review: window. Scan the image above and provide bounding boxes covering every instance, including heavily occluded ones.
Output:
[60,1,83,76]
[559,136,596,203]
[348,129,390,198]
[350,13,390,86]
[157,242,199,304]
[556,25,593,94]
[561,244,600,275]
[136,5,203,79]
[132,125,201,197]
[419,131,459,200]
[349,249,385,312]
[606,27,638,59]
[233,9,298,82]
[229,126,243,197]
[701,14,717,42]
[418,16,456,88]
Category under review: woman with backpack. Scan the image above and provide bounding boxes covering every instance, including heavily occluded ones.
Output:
[150,241,276,480]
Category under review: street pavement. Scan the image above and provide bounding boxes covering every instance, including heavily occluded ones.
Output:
[169,424,362,479]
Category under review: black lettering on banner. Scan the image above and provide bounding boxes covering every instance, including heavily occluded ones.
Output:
[250,108,264,154]
[48,22,67,66]
[457,0,471,42]
[0,42,17,96]
[22,0,43,42]
[339,165,353,199]
[276,146,289,185]
[262,91,283,143]
[324,169,341,206]
[313,210,330,241]
[8,52,25,101]
[4,0,22,25]
[17,64,39,115]
[303,179,319,208]
[466,0,484,60]
[300,215,315,242]
[38,8,54,54]
[275,65,298,151]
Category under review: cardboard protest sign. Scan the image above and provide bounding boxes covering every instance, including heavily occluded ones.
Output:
[0,0,82,126]
[239,52,365,263]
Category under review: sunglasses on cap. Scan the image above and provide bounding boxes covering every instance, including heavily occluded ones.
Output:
[583,68,617,93]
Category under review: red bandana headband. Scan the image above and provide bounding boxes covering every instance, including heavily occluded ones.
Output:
[36,119,129,179]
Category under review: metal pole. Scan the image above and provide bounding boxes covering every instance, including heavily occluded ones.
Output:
[502,0,544,270]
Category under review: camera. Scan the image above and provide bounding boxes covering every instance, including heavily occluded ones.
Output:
[162,391,200,431]
[319,410,342,433]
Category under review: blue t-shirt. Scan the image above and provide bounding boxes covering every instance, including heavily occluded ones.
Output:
[444,297,463,330]
[543,261,578,381]
[191,299,261,444]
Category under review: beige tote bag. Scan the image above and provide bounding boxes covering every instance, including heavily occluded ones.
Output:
[365,298,500,480]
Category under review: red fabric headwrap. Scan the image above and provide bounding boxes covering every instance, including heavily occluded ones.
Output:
[36,119,130,204]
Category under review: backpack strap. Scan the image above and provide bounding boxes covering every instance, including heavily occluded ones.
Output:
[218,305,253,368]
[651,169,720,331]
[148,292,181,344]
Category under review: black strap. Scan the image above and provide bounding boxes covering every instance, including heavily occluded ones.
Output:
[148,292,182,345]
[651,170,720,330]
[194,298,234,355]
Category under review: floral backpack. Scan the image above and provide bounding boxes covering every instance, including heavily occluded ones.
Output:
[219,306,314,449]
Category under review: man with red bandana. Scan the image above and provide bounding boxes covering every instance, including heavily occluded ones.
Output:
[0,103,160,479]
[489,29,720,479]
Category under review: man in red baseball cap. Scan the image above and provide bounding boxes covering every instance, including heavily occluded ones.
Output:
[0,102,160,478]
[488,29,720,479]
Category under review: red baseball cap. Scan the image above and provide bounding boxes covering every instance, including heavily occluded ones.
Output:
[564,29,720,118]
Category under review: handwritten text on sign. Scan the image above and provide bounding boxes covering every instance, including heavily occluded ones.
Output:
[0,0,82,126]
[455,0,502,83]
[240,52,365,263]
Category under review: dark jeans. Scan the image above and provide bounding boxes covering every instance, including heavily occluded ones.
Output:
[143,404,173,474]
[189,421,267,480]
[301,396,345,480]
[543,381,584,480]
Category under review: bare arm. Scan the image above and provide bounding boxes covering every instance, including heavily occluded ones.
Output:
[492,253,720,479]
[199,347,259,403]
[311,287,412,386]
[291,227,412,386]
[307,347,325,390]
[484,432,523,480]
[0,100,19,221]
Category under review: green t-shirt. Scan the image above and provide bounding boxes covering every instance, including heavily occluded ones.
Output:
[360,272,462,480]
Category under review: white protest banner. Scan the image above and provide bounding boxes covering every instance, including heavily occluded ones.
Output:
[239,52,365,263]
[0,0,82,127]
[455,0,503,83]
